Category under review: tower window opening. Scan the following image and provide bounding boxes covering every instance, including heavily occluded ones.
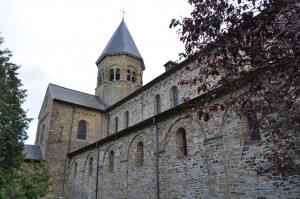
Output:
[132,71,136,83]
[127,70,131,81]
[127,69,136,83]
[116,68,120,80]
[110,69,114,81]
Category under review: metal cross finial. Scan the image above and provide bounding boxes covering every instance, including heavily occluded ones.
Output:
[120,7,127,20]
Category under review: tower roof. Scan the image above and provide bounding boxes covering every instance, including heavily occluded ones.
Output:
[96,20,145,70]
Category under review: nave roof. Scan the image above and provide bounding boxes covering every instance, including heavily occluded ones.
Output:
[48,84,108,110]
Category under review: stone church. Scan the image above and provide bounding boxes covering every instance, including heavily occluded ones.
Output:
[35,20,299,199]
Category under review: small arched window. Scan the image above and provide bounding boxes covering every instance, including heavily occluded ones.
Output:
[77,121,87,140]
[115,117,118,133]
[88,157,93,176]
[125,111,129,128]
[74,162,78,177]
[136,142,144,166]
[116,68,120,80]
[127,69,136,83]
[110,69,114,81]
[176,128,188,157]
[109,151,114,172]
[155,95,161,114]
[172,86,179,107]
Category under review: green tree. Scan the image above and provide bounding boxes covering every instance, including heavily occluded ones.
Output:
[0,35,51,198]
[17,162,51,199]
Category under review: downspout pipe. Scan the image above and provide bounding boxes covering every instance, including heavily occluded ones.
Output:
[153,117,160,199]
[95,143,100,199]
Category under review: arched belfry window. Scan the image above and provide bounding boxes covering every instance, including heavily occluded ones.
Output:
[176,128,188,157]
[88,157,93,176]
[110,67,121,81]
[110,69,114,81]
[125,111,129,128]
[172,86,179,107]
[116,68,120,80]
[109,151,114,172]
[127,68,136,83]
[127,70,130,81]
[136,142,144,166]
[132,71,136,83]
[77,121,87,140]
[155,95,161,114]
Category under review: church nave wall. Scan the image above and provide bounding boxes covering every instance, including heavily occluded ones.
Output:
[105,61,201,137]
[67,99,300,199]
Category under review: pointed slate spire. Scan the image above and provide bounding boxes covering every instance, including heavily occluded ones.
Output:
[96,20,145,70]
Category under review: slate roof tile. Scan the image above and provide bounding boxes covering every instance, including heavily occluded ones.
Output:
[23,144,44,161]
[96,20,145,69]
[49,84,108,110]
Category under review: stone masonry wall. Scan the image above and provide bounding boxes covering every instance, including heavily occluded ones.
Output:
[42,54,300,198]
[35,88,53,156]
[67,96,300,198]
[42,100,106,198]
[106,61,201,136]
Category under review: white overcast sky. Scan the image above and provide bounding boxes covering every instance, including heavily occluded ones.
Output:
[0,0,192,144]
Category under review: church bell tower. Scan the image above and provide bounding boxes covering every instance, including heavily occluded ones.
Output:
[95,20,145,106]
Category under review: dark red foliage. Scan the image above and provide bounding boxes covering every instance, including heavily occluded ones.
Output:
[172,0,300,184]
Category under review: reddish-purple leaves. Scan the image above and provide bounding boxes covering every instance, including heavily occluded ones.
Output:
[171,0,300,183]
